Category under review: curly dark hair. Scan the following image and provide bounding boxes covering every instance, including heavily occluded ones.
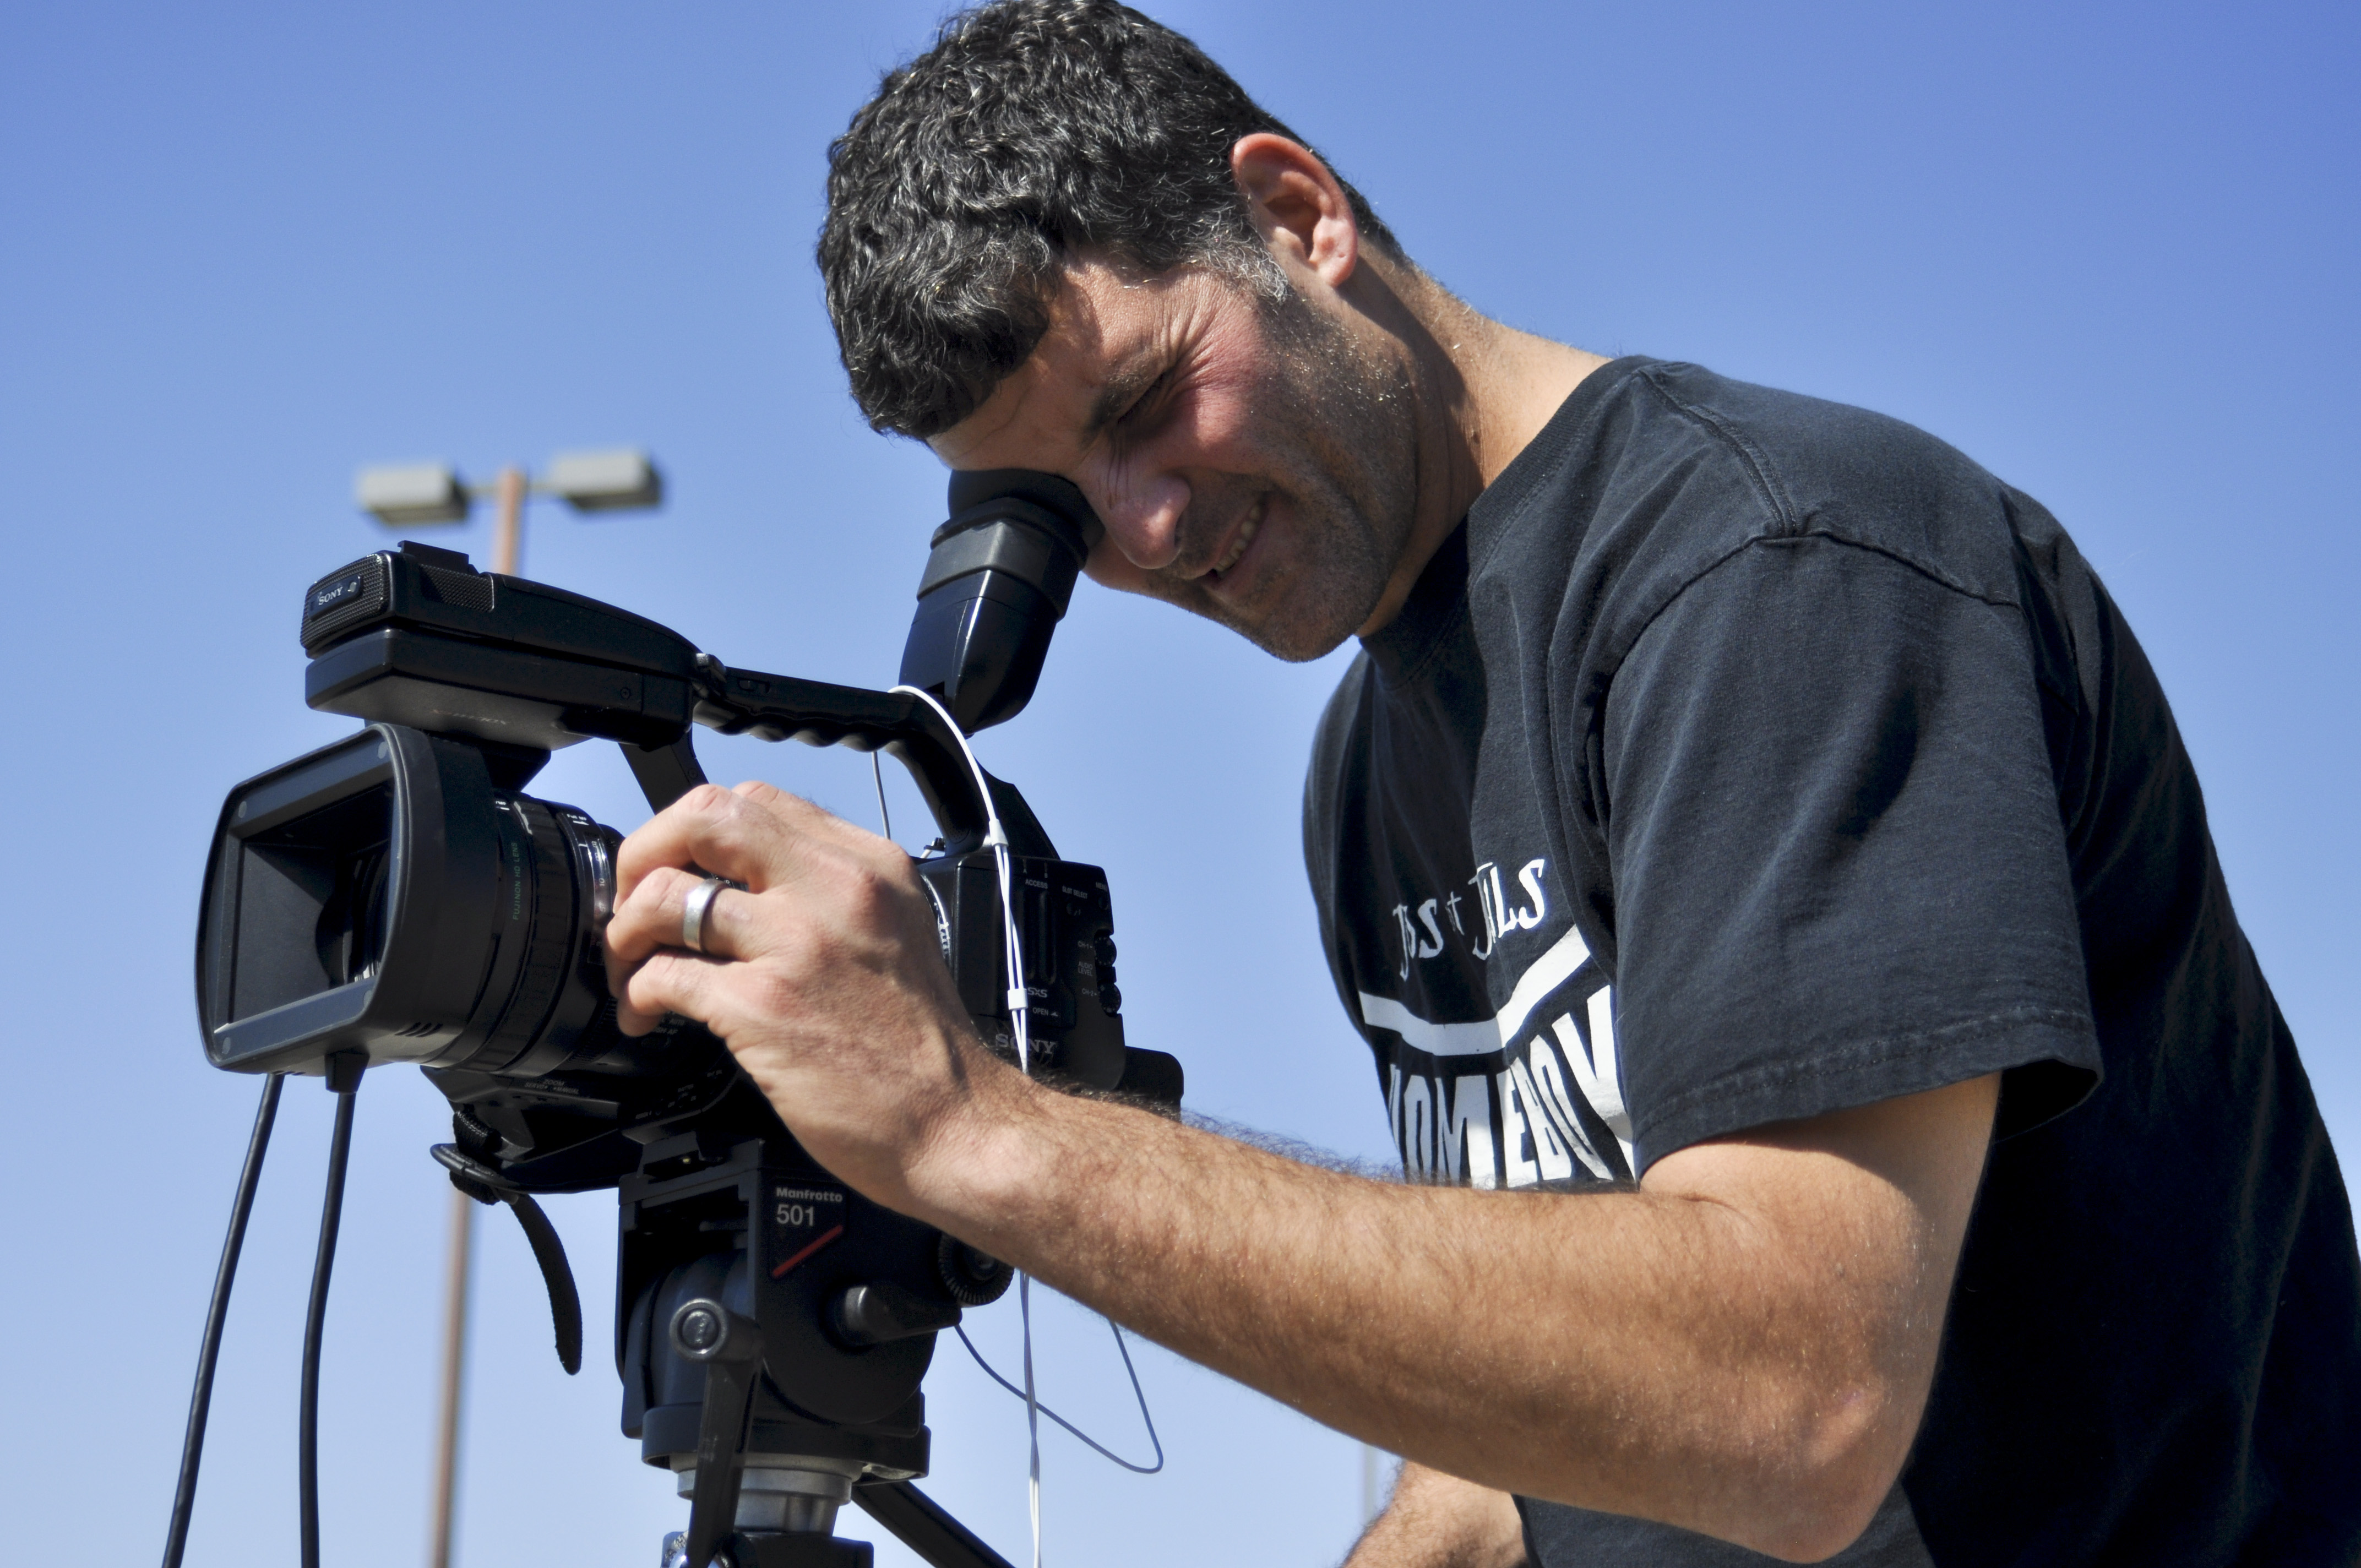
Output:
[819,0,1397,439]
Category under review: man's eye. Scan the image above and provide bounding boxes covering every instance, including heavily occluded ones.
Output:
[1116,368,1179,433]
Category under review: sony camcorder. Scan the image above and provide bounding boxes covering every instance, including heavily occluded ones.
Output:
[190,469,1180,1568]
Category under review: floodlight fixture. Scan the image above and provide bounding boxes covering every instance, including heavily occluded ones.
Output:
[352,447,665,579]
[355,462,470,527]
[542,447,663,514]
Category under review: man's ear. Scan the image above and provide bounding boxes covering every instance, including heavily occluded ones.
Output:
[1231,133,1359,288]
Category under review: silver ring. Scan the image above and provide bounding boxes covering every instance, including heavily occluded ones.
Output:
[680,875,728,955]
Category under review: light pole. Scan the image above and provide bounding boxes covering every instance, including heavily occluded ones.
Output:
[353,447,664,1568]
[356,447,665,577]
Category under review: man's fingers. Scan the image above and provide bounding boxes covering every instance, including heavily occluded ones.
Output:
[615,948,732,1039]
[606,864,759,966]
[613,781,875,906]
[602,776,932,1042]
[604,865,703,1034]
[604,869,755,1036]
[614,784,783,897]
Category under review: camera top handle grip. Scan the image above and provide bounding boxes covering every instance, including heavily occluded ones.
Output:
[675,658,995,846]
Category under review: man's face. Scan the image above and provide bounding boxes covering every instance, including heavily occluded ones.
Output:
[927,255,1422,662]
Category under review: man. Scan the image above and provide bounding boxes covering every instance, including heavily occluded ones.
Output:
[603,2,2361,1561]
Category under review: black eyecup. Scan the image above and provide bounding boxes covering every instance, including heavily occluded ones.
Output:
[915,497,1086,608]
[899,470,1105,734]
[940,469,1102,552]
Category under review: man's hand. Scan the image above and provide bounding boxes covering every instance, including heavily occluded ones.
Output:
[601,780,1018,1212]
[1344,1465,1526,1568]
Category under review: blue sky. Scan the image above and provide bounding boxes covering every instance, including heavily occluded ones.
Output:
[1,3,2353,1565]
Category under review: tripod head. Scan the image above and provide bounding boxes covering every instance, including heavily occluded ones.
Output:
[193,471,1176,1567]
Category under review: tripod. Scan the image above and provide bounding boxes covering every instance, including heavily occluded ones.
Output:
[616,1108,1020,1568]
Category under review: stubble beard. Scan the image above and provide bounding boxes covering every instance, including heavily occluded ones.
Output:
[1138,284,1423,663]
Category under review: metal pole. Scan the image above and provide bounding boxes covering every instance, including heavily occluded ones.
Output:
[425,461,520,1568]
[427,1187,475,1568]
[489,464,526,576]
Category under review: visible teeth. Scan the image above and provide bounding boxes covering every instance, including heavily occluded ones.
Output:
[1213,511,1259,575]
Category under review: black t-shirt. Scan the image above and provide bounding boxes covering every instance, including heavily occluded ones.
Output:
[1302,358,2360,1564]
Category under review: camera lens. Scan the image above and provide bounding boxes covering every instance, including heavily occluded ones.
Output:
[314,842,391,987]
[202,725,725,1089]
[455,790,628,1079]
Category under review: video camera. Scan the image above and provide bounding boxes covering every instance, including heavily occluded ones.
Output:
[188,469,1180,1568]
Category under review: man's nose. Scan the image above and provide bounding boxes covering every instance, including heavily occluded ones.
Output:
[1092,471,1189,572]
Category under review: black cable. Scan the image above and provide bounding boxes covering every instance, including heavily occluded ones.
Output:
[954,1318,1165,1474]
[299,1074,361,1568]
[160,1072,286,1568]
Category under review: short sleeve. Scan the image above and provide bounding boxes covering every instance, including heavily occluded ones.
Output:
[1600,533,2100,1168]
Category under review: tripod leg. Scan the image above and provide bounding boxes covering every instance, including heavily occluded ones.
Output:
[852,1480,1016,1568]
[671,1299,763,1568]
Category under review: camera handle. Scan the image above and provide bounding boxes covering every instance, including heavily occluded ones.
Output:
[626,733,711,815]
[617,669,957,823]
[683,660,998,846]
[630,665,1059,859]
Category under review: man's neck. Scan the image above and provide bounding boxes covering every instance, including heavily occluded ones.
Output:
[1352,254,1608,639]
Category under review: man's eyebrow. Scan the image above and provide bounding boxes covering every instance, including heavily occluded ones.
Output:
[1081,346,1174,438]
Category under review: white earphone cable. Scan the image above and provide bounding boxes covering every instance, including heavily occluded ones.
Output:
[889,685,1043,1568]
[869,750,894,845]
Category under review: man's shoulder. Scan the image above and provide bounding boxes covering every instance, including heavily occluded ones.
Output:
[1609,361,2030,605]
[1470,360,2043,658]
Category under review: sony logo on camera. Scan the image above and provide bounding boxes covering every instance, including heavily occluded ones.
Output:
[309,573,366,615]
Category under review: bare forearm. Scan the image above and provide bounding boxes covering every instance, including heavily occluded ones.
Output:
[915,1086,1764,1518]
[904,1068,1989,1556]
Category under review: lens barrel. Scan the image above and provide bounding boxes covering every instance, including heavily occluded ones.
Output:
[198,722,638,1080]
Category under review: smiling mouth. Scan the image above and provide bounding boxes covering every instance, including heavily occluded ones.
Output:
[1208,501,1263,579]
